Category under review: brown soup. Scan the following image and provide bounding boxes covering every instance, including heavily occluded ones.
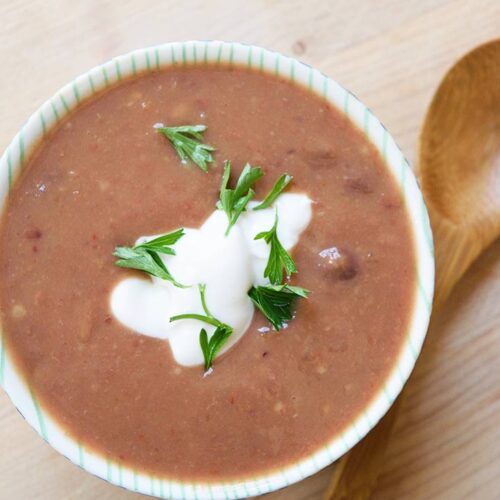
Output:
[0,66,415,481]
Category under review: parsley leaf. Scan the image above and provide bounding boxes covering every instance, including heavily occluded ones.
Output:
[218,161,263,235]
[248,284,310,331]
[113,228,186,287]
[170,284,234,371]
[135,228,185,254]
[253,174,293,210]
[156,124,215,172]
[199,325,233,372]
[255,213,297,284]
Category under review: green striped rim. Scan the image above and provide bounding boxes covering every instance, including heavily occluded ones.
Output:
[7,147,12,187]
[417,273,432,310]
[421,199,434,256]
[265,478,274,497]
[87,73,96,93]
[19,129,26,167]
[343,91,350,114]
[396,360,406,382]
[59,95,69,113]
[363,107,370,135]
[50,100,60,121]
[155,47,160,69]
[72,82,81,104]
[102,66,109,86]
[40,112,47,136]
[253,479,261,496]
[240,481,250,498]
[78,444,85,467]
[383,384,394,404]
[29,389,47,440]
[114,59,122,80]
[352,421,362,441]
[407,334,418,358]
[216,42,223,64]
[400,154,408,204]
[363,410,373,428]
[0,41,434,500]
[340,433,350,453]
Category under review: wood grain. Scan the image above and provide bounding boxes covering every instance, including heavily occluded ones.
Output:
[0,1,499,499]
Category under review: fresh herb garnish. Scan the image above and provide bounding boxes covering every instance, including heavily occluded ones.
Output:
[135,229,185,254]
[113,228,187,287]
[218,160,263,234]
[156,124,215,172]
[255,213,297,285]
[253,174,293,210]
[170,284,233,371]
[199,326,233,372]
[248,284,310,331]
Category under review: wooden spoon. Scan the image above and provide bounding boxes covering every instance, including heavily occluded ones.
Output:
[324,39,500,500]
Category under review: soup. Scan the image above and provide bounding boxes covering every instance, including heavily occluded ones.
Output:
[0,66,415,481]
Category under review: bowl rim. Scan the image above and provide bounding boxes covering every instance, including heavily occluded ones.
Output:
[0,40,435,499]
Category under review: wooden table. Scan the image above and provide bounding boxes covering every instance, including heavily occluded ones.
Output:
[1,1,499,498]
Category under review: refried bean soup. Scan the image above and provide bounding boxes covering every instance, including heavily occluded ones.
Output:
[0,64,416,481]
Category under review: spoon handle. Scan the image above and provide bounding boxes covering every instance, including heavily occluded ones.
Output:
[324,209,499,500]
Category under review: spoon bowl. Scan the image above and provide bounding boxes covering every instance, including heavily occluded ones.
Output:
[420,39,500,227]
[420,39,500,305]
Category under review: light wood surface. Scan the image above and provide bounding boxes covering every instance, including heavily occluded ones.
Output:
[0,1,499,499]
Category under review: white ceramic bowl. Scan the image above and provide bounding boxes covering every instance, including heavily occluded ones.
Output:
[0,41,434,499]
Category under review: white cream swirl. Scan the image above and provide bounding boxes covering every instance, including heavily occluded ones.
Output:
[110,193,312,366]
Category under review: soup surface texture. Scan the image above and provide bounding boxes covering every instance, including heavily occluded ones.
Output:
[0,66,415,481]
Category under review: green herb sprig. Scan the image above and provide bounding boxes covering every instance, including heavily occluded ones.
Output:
[170,284,233,371]
[218,161,263,234]
[217,163,295,235]
[113,228,187,287]
[156,124,215,172]
[248,284,310,331]
[255,213,297,285]
[199,326,233,372]
[253,174,293,210]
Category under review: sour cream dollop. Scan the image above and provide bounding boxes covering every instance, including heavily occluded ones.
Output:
[110,193,312,366]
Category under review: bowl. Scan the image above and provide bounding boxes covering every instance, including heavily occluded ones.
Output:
[0,41,435,499]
